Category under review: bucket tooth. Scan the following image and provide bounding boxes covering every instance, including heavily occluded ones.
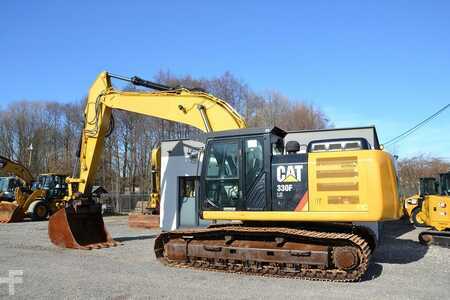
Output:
[48,203,118,250]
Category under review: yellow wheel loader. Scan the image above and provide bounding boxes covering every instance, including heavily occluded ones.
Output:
[48,71,402,282]
[0,155,67,222]
[415,172,450,246]
[404,177,438,227]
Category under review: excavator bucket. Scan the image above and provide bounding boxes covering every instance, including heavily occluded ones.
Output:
[48,203,118,249]
[0,202,24,223]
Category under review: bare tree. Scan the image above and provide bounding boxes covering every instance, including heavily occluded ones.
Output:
[398,155,450,197]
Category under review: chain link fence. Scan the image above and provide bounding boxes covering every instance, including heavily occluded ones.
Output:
[97,193,150,215]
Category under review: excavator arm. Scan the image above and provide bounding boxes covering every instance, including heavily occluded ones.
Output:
[0,155,33,186]
[49,71,246,249]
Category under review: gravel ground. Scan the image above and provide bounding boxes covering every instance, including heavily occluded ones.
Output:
[0,216,448,299]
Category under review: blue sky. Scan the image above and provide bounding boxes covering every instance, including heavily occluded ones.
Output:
[1,1,449,160]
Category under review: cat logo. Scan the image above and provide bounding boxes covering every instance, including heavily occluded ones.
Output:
[276,165,303,183]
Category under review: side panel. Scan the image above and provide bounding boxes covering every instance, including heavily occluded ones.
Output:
[271,154,308,211]
[423,195,450,231]
[308,153,368,212]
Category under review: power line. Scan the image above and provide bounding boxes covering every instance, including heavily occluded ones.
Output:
[383,103,450,146]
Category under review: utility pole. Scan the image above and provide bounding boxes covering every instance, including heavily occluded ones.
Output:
[27,144,33,168]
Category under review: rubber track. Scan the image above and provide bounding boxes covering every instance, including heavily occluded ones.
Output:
[155,225,371,282]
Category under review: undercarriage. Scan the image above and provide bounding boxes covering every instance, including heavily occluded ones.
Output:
[155,223,373,282]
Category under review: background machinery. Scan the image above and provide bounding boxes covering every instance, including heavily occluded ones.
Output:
[0,155,67,222]
[414,172,450,246]
[0,155,33,202]
[404,177,438,226]
[48,71,402,282]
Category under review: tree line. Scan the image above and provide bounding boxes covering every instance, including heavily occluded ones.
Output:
[0,70,330,194]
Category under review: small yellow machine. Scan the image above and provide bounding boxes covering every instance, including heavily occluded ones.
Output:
[415,172,450,246]
[404,177,437,226]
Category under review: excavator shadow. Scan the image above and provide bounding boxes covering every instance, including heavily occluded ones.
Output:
[362,219,428,281]
[113,234,157,243]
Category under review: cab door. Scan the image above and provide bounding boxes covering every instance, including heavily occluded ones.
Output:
[202,139,243,211]
[243,136,266,211]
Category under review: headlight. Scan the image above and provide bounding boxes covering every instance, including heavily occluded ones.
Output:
[407,199,418,205]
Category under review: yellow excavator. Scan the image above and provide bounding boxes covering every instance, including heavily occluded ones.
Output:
[48,71,402,282]
[0,155,68,222]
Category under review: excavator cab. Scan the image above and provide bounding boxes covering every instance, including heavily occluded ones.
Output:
[37,174,68,199]
[199,128,283,212]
